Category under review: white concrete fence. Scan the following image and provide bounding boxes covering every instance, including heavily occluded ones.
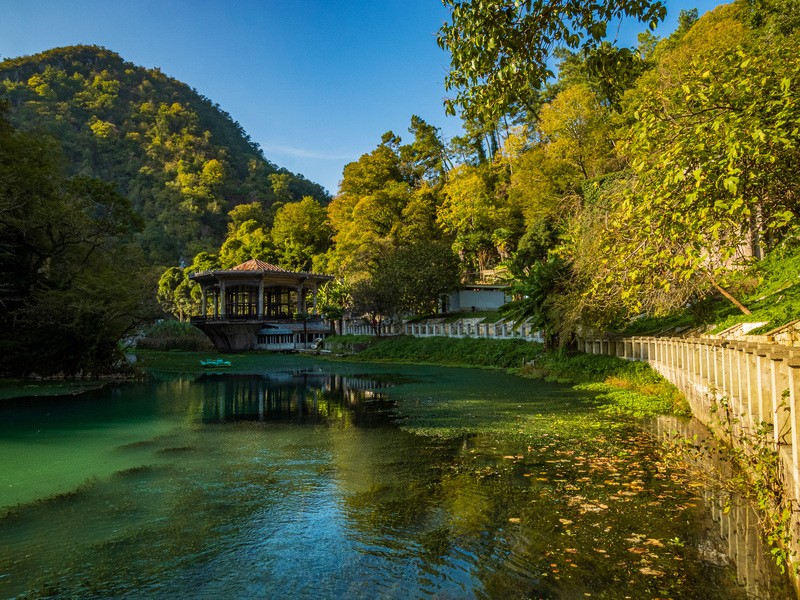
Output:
[580,336,800,511]
[343,318,544,343]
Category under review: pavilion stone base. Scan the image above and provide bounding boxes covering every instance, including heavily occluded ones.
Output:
[193,321,263,352]
[192,319,332,353]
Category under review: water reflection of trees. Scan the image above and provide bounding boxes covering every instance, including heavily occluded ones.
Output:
[335,423,796,599]
[197,371,397,426]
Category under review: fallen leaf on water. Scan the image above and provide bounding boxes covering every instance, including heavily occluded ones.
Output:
[565,548,578,554]
[559,518,573,525]
[508,517,521,523]
[639,567,666,576]
[628,547,647,554]
[645,539,664,547]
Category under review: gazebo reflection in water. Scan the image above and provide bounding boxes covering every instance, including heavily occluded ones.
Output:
[198,371,397,426]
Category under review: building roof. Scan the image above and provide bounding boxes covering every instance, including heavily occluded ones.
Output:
[231,258,287,272]
[189,257,333,285]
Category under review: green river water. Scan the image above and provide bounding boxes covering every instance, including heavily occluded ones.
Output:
[0,354,794,599]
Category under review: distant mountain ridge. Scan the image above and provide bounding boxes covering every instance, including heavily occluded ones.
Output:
[0,45,329,263]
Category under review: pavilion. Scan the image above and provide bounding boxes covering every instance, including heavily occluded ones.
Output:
[189,258,334,352]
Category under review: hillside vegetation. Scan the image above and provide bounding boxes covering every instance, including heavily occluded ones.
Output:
[0,45,329,264]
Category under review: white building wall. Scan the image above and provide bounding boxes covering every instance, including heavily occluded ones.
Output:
[449,288,508,312]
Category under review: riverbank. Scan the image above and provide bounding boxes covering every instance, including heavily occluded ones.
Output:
[0,379,111,401]
[325,334,690,419]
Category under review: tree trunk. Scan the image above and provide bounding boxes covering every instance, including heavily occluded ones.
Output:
[708,272,751,315]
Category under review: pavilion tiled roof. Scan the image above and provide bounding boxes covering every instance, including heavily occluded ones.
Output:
[190,257,332,281]
[230,258,287,272]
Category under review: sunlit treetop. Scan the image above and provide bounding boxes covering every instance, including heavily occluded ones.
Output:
[438,0,667,122]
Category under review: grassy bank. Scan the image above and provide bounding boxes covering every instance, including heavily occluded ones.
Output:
[622,242,800,336]
[330,334,689,418]
[345,335,538,368]
[525,351,690,418]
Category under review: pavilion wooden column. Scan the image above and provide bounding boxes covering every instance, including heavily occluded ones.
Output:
[296,283,305,314]
[312,283,318,315]
[258,280,265,318]
[219,281,227,318]
[200,287,207,317]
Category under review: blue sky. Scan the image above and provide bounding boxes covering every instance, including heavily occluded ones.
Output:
[0,1,724,195]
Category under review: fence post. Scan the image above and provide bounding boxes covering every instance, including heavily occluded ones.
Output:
[786,357,800,506]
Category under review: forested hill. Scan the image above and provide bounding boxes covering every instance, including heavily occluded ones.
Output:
[0,45,329,263]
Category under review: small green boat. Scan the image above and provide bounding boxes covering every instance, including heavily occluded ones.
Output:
[200,358,232,368]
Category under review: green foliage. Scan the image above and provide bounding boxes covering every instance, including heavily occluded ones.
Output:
[618,240,800,336]
[501,256,572,349]
[218,220,275,268]
[136,319,213,351]
[0,109,155,376]
[438,0,666,122]
[0,45,329,264]
[321,334,379,353]
[271,196,332,271]
[156,266,198,321]
[545,4,800,327]
[349,240,461,328]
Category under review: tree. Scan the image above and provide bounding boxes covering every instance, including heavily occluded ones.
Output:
[538,84,617,180]
[595,39,800,316]
[349,240,461,333]
[349,274,401,336]
[399,115,451,184]
[157,267,195,321]
[271,196,332,271]
[218,219,275,268]
[228,201,270,232]
[318,279,350,335]
[438,164,505,277]
[501,256,572,349]
[0,108,152,375]
[327,138,413,276]
[390,240,461,316]
[438,0,666,122]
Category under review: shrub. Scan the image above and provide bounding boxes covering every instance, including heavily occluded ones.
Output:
[135,320,213,351]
